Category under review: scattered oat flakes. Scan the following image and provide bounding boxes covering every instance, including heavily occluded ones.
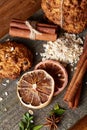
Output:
[40,33,83,65]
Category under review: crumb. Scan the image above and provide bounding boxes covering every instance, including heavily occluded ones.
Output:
[6,80,10,84]
[71,68,74,72]
[74,67,77,70]
[0,97,3,101]
[2,83,7,87]
[16,81,18,85]
[30,120,34,123]
[29,109,34,115]
[4,108,7,112]
[4,92,8,96]
[6,38,10,41]
[36,52,39,55]
[58,74,61,77]
[10,47,14,51]
[85,82,87,85]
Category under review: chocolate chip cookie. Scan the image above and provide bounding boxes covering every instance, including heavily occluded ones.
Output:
[0,41,33,79]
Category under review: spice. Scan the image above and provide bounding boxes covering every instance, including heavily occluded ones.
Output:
[45,115,61,130]
[9,19,57,41]
[44,104,65,130]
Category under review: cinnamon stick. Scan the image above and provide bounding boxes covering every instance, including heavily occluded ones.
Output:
[37,23,57,28]
[35,33,57,41]
[10,21,28,30]
[11,19,25,23]
[68,84,82,108]
[66,59,87,102]
[36,23,57,34]
[36,26,56,34]
[73,84,82,108]
[64,51,87,101]
[9,27,30,38]
[9,26,57,41]
[68,101,74,108]
[10,19,58,35]
[64,58,87,109]
[83,35,87,52]
[64,35,87,108]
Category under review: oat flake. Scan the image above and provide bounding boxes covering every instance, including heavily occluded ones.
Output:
[0,97,3,102]
[40,33,83,65]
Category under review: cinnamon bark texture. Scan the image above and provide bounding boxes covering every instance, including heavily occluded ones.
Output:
[64,35,87,109]
[0,0,41,38]
[68,84,82,109]
[9,19,58,41]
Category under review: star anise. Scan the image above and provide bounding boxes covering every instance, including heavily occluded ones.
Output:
[44,114,61,130]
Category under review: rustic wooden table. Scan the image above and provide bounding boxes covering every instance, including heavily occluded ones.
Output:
[0,10,87,130]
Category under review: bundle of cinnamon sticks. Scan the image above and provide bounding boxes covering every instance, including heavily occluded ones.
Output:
[64,35,87,109]
[9,19,58,41]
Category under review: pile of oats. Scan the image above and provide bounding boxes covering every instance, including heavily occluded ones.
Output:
[40,33,83,65]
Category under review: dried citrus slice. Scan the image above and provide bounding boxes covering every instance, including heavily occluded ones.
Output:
[35,60,68,96]
[17,69,54,109]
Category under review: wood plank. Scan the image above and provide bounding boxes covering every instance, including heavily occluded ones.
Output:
[0,0,41,38]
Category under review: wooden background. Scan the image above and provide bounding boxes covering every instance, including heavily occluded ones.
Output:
[0,0,41,38]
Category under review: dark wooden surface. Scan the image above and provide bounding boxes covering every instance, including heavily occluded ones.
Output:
[0,10,87,130]
[0,0,41,38]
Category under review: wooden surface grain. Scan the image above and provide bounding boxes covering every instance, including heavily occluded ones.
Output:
[0,0,41,38]
[68,115,87,130]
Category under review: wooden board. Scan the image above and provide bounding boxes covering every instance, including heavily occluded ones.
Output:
[0,0,41,38]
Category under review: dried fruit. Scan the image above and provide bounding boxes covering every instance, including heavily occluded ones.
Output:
[35,60,68,96]
[17,69,54,109]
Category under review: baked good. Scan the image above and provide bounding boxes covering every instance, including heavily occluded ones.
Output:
[41,0,87,34]
[0,41,33,79]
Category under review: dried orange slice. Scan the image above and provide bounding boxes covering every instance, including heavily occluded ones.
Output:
[35,60,68,96]
[17,69,54,109]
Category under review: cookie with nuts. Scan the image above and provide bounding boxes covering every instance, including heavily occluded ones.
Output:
[0,41,33,79]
